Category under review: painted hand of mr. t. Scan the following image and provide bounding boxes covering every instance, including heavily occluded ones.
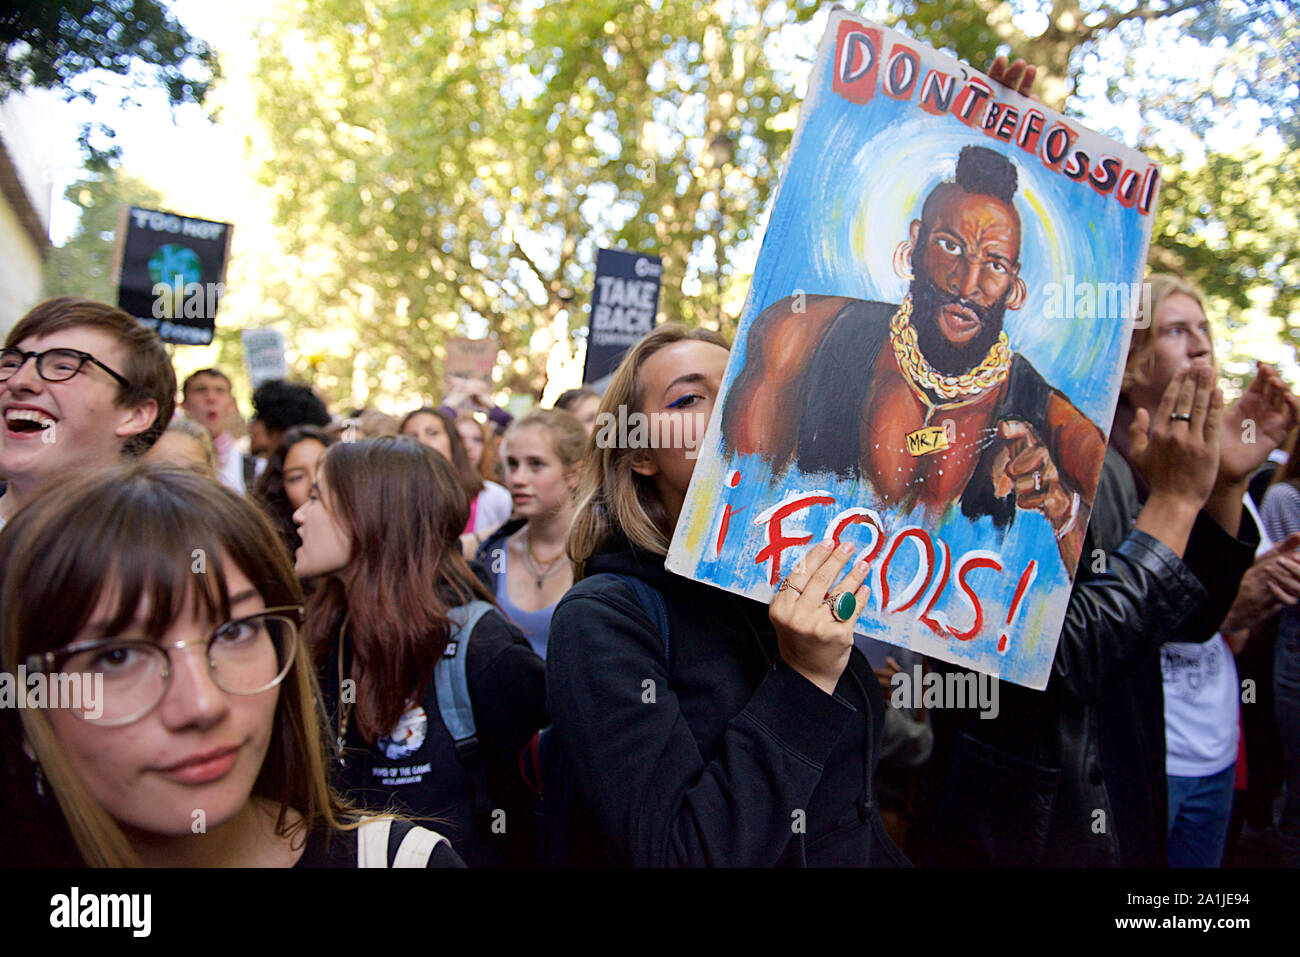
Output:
[991,420,1076,532]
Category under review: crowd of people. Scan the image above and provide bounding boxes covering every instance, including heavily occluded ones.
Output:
[0,273,1296,870]
[0,35,1293,868]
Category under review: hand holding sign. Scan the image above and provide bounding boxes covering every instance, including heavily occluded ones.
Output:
[770,540,872,696]
[987,56,1038,98]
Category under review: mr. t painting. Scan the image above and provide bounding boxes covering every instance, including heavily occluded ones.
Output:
[665,10,1160,690]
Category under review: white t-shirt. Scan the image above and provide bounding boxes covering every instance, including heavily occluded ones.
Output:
[216,444,245,494]
[1161,495,1265,777]
[472,481,513,537]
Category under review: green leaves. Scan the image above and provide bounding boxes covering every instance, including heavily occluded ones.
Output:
[43,166,164,304]
[248,0,1296,407]
[2,1,218,166]
[251,0,820,405]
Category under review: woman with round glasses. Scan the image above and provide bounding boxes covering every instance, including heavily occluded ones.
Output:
[0,465,463,867]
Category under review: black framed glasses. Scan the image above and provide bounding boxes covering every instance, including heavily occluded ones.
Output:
[24,606,303,727]
[0,348,133,390]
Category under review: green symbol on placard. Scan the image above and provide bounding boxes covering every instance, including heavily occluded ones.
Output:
[148,244,202,286]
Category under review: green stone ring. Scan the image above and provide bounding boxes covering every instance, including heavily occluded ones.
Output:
[824,591,856,622]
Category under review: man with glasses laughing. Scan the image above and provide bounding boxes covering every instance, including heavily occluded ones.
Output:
[0,297,176,528]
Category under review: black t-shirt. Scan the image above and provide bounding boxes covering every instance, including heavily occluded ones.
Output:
[295,820,465,868]
[318,607,548,868]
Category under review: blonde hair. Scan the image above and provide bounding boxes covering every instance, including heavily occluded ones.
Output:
[1123,273,1209,395]
[505,408,588,470]
[567,324,730,576]
[157,415,218,475]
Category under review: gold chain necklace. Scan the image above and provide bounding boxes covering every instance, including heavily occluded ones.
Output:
[889,294,1011,401]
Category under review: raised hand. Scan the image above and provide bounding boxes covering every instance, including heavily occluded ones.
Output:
[1130,366,1221,508]
[1221,531,1300,640]
[1130,367,1223,557]
[1220,362,1299,485]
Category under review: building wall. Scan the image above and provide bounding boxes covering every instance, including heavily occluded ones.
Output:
[0,195,44,337]
[0,89,56,339]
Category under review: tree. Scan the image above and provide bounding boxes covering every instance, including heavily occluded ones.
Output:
[1,0,218,160]
[43,165,164,303]
[252,0,1296,407]
[877,0,1299,384]
[252,0,820,406]
[1149,144,1299,388]
[884,0,1297,144]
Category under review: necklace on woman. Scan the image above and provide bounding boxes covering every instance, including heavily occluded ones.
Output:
[519,526,566,590]
[336,614,353,767]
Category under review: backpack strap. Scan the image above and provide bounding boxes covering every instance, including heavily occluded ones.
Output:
[357,817,451,868]
[612,574,671,671]
[392,825,449,868]
[436,600,495,814]
[356,817,392,868]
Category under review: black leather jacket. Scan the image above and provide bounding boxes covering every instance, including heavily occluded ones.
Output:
[931,446,1257,866]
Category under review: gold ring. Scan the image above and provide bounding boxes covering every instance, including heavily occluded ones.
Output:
[778,579,803,596]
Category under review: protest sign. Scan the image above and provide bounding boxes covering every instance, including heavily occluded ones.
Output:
[241,328,287,387]
[443,335,500,406]
[664,10,1159,690]
[582,248,662,388]
[115,206,233,346]
[445,336,499,386]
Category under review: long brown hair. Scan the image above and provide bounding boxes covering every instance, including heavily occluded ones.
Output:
[304,436,495,743]
[0,465,349,867]
[464,415,503,485]
[567,324,730,576]
[400,406,485,500]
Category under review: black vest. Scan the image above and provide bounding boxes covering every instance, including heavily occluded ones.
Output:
[795,299,1054,529]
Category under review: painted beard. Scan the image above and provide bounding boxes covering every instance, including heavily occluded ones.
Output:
[908,272,1009,377]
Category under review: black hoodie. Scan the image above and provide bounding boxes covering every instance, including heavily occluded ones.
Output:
[547,533,910,867]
